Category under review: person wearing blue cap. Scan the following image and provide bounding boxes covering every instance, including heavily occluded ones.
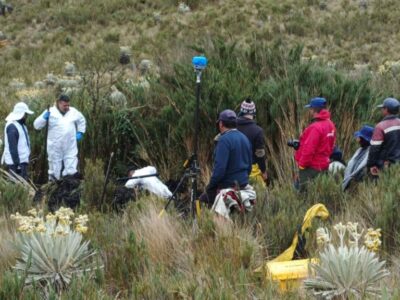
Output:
[367,97,400,175]
[342,125,374,190]
[199,109,252,206]
[294,97,336,191]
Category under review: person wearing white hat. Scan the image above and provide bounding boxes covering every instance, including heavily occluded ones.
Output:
[1,102,34,179]
[33,94,86,181]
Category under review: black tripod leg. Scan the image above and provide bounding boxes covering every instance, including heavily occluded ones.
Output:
[159,173,187,217]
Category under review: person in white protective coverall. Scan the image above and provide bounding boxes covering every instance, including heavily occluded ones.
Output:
[33,94,86,180]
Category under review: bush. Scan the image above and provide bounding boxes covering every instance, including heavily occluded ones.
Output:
[0,177,32,215]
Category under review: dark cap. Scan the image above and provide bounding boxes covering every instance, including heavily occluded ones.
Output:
[354,125,374,142]
[216,109,237,123]
[305,97,327,108]
[58,94,70,102]
[376,97,400,109]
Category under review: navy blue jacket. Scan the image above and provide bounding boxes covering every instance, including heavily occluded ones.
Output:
[208,129,252,190]
[6,122,21,165]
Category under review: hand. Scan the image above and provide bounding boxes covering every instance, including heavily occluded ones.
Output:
[76,132,83,141]
[262,171,268,181]
[298,165,305,170]
[43,111,50,120]
[369,166,379,176]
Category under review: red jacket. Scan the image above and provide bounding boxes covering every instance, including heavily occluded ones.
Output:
[295,109,336,171]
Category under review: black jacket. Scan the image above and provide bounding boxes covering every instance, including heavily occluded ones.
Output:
[237,117,266,173]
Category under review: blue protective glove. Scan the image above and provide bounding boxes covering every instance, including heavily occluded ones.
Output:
[43,111,50,120]
[76,132,83,141]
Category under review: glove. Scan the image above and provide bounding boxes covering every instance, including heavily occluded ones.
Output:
[43,111,50,120]
[76,132,83,141]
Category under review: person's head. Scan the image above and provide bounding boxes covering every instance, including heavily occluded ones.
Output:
[330,146,343,162]
[216,109,237,133]
[304,97,327,117]
[56,94,70,113]
[5,102,34,122]
[377,97,400,116]
[239,97,256,119]
[127,166,136,178]
[354,125,374,147]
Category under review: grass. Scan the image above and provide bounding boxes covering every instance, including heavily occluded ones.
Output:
[2,167,400,298]
[1,0,400,298]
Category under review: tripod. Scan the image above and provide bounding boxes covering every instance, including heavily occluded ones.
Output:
[160,56,207,218]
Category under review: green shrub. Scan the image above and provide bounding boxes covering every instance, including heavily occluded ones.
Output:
[82,158,105,210]
[0,178,32,215]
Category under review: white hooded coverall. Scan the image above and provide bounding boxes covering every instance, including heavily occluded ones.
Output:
[34,106,86,180]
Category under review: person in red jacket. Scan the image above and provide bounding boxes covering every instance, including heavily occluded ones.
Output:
[294,97,336,191]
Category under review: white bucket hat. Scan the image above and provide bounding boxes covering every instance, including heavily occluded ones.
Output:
[5,102,34,121]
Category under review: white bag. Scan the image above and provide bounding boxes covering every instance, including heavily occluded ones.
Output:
[125,166,172,199]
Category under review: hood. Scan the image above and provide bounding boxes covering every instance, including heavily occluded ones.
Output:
[313,109,331,120]
[237,116,255,126]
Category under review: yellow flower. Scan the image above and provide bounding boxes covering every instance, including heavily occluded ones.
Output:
[27,208,37,217]
[35,223,47,233]
[364,228,382,252]
[74,214,89,227]
[56,207,74,218]
[46,213,57,222]
[75,224,88,234]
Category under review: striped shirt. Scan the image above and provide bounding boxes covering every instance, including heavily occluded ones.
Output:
[367,115,400,168]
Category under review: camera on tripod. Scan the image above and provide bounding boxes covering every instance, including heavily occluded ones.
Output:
[287,139,300,150]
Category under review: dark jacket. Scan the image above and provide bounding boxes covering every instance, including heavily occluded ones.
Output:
[208,129,252,190]
[295,109,336,171]
[6,121,22,165]
[237,117,266,173]
[367,115,400,168]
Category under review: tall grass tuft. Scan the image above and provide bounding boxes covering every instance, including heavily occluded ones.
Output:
[130,201,192,271]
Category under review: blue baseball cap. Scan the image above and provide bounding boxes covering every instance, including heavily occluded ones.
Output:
[354,125,374,142]
[216,109,237,123]
[376,97,400,109]
[305,97,327,108]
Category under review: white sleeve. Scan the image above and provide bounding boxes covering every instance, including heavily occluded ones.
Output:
[33,110,48,130]
[75,110,86,133]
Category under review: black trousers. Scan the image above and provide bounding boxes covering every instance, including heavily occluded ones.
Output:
[7,163,29,179]
[297,168,323,192]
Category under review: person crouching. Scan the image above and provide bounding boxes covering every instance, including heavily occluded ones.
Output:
[200,109,252,206]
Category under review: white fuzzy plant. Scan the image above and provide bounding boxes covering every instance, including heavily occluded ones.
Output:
[10,207,102,294]
[304,222,390,300]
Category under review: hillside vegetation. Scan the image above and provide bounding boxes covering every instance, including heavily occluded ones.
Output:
[0,0,400,299]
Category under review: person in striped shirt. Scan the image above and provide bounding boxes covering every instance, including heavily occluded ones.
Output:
[367,97,400,176]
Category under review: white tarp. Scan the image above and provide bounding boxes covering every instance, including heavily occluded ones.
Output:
[125,166,172,199]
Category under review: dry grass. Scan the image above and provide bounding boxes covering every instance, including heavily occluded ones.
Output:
[130,201,192,271]
[0,216,16,280]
